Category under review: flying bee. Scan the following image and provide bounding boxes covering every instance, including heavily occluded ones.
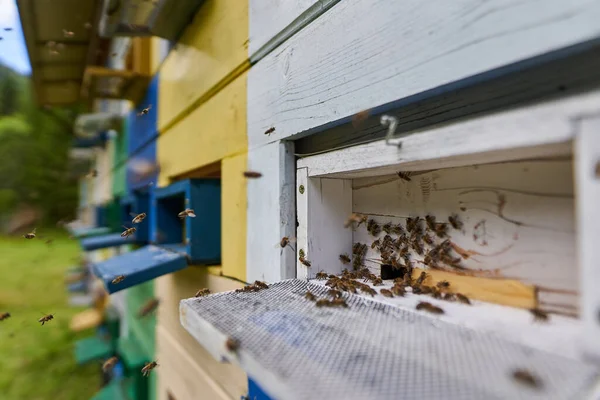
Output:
[121,225,136,238]
[416,302,444,315]
[195,288,211,297]
[276,236,296,253]
[299,256,311,267]
[530,308,549,323]
[339,254,351,264]
[305,291,316,301]
[397,171,412,182]
[403,272,412,286]
[137,104,152,116]
[141,361,158,377]
[86,169,98,178]
[178,208,196,219]
[448,214,463,230]
[512,369,543,390]
[39,313,54,325]
[23,228,37,239]
[112,275,126,284]
[243,171,263,178]
[425,215,437,231]
[264,126,275,135]
[102,356,119,373]
[0,312,10,321]
[344,213,367,229]
[380,289,394,298]
[4,27,13,31]
[315,271,328,280]
[455,293,471,305]
[138,298,160,318]
[63,29,74,37]
[131,212,147,224]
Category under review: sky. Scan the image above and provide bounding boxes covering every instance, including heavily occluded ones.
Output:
[0,0,31,75]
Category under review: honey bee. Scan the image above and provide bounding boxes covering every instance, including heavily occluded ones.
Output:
[396,171,412,182]
[415,302,444,315]
[195,288,211,297]
[63,29,74,37]
[112,275,126,284]
[411,239,424,255]
[0,312,11,321]
[402,272,412,286]
[425,215,436,231]
[366,219,381,236]
[455,293,471,305]
[38,313,54,325]
[121,225,136,238]
[23,228,37,239]
[351,109,371,128]
[418,285,433,294]
[137,104,152,116]
[434,223,448,238]
[382,222,393,234]
[530,308,549,323]
[436,280,450,289]
[344,213,367,229]
[254,281,269,290]
[178,208,196,219]
[380,289,394,298]
[512,369,543,390]
[86,169,98,178]
[360,286,377,297]
[371,239,381,250]
[299,256,311,267]
[448,214,463,230]
[328,289,343,299]
[264,127,275,135]
[315,271,328,280]
[431,287,442,299]
[102,356,119,372]
[243,171,263,178]
[141,361,158,377]
[138,298,160,318]
[391,285,406,297]
[305,291,316,301]
[422,234,434,246]
[443,292,456,302]
[4,27,12,31]
[416,271,427,286]
[371,277,383,286]
[339,254,351,264]
[406,217,421,233]
[131,212,147,224]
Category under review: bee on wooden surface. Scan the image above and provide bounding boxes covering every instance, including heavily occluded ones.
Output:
[63,29,74,37]
[422,234,434,246]
[38,313,54,325]
[338,254,351,265]
[131,212,147,224]
[371,277,383,286]
[236,284,260,293]
[397,171,412,182]
[448,214,463,230]
[264,127,275,136]
[402,272,412,287]
[195,288,211,297]
[367,219,381,236]
[0,312,10,321]
[141,361,158,377]
[455,293,471,305]
[331,298,348,308]
[102,356,119,373]
[425,215,436,231]
[225,337,240,353]
[315,299,331,308]
[512,369,543,390]
[305,291,316,301]
[121,225,136,238]
[178,208,196,219]
[530,308,549,323]
[411,239,424,256]
[344,213,367,229]
[138,299,160,318]
[137,104,152,116]
[23,228,37,239]
[406,217,422,233]
[316,271,328,280]
[86,169,98,178]
[416,271,427,286]
[416,302,444,315]
[419,285,434,294]
[434,223,448,238]
[253,281,269,290]
[430,287,442,299]
[360,286,377,297]
[112,275,126,284]
[391,284,406,297]
[243,171,263,178]
[379,288,393,298]
[443,293,455,302]
[371,239,381,250]
[382,222,393,235]
[391,224,405,235]
[328,289,343,299]
[436,280,450,289]
[299,256,312,267]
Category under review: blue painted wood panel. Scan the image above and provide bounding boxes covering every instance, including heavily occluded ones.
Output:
[81,233,131,251]
[247,378,274,400]
[92,245,187,294]
[151,179,221,264]
[95,205,107,227]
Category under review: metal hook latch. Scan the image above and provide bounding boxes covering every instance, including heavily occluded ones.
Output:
[381,115,402,148]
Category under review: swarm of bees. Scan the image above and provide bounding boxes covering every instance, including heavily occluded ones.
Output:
[138,299,160,318]
[141,361,158,377]
[235,281,269,293]
[178,208,196,219]
[121,225,136,238]
[39,313,54,325]
[195,288,211,297]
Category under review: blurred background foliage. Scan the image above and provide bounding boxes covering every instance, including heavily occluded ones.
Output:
[0,63,83,230]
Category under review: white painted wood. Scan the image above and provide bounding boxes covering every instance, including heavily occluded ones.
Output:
[296,169,353,280]
[297,90,600,178]
[350,160,578,315]
[574,115,600,362]
[248,0,600,148]
[246,141,297,283]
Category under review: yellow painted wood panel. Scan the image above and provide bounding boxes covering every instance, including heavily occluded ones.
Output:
[222,153,248,281]
[158,0,249,131]
[157,72,248,187]
[155,269,247,399]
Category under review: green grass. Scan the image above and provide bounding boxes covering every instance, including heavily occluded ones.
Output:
[0,230,101,400]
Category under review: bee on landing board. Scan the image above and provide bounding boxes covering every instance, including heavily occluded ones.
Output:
[0,312,11,321]
[299,256,311,267]
[39,313,54,325]
[380,289,394,298]
[102,356,119,373]
[131,212,147,224]
[137,105,152,117]
[455,293,471,305]
[448,214,463,230]
[512,368,543,390]
[178,208,196,219]
[530,308,549,323]
[225,337,240,353]
[121,226,136,238]
[315,271,328,280]
[23,228,37,239]
[195,288,211,297]
[112,275,126,284]
[415,302,444,315]
[141,361,158,377]
[305,291,316,301]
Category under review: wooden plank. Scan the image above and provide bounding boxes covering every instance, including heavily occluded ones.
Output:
[222,153,248,282]
[297,90,600,178]
[155,268,247,399]
[574,115,600,360]
[247,0,600,148]
[158,0,249,131]
[296,171,353,280]
[157,72,248,187]
[349,160,577,314]
[246,141,296,283]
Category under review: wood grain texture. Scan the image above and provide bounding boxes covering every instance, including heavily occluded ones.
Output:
[246,141,296,283]
[155,268,246,399]
[158,0,249,131]
[574,116,600,359]
[222,153,248,282]
[157,72,248,187]
[297,90,600,178]
[248,0,600,148]
[349,160,577,314]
